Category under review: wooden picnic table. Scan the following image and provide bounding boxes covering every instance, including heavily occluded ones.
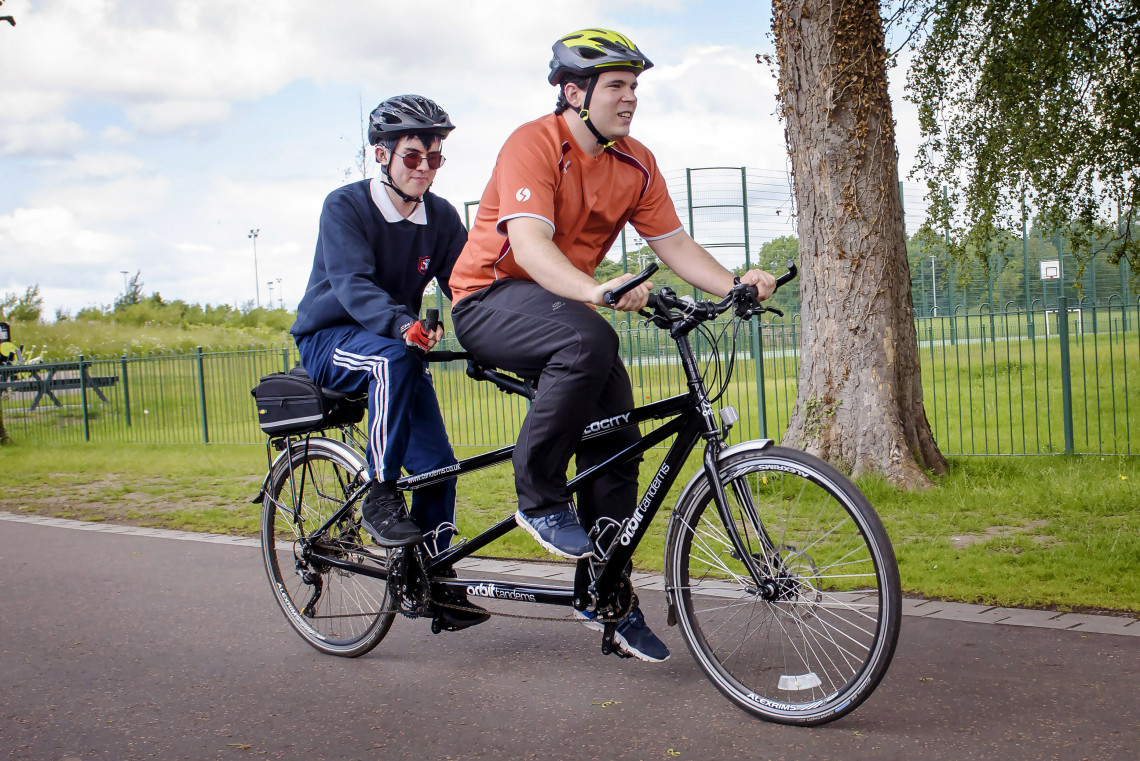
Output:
[0,360,118,411]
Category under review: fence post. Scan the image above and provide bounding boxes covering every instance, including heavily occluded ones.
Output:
[685,168,695,238]
[943,186,957,345]
[121,355,132,427]
[1057,297,1074,454]
[79,354,90,442]
[753,321,767,438]
[281,348,290,374]
[1023,196,1034,339]
[1120,256,1130,332]
[196,346,210,444]
[741,167,751,269]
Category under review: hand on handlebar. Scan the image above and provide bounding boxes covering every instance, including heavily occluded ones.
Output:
[403,320,444,354]
[594,272,654,311]
[735,269,778,301]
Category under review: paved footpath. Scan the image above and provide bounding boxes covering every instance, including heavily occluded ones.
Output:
[1,512,1137,761]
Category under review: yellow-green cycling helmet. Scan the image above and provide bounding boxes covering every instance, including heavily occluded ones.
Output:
[548,28,654,86]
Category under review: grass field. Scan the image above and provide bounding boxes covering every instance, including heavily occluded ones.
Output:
[1,441,1136,614]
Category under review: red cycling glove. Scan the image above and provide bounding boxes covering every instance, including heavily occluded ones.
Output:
[402,320,432,354]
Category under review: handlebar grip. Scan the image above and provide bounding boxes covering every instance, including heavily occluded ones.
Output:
[774,261,798,290]
[422,350,472,363]
[422,308,440,332]
[604,262,659,306]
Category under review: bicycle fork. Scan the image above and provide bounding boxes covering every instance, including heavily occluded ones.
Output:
[700,444,782,594]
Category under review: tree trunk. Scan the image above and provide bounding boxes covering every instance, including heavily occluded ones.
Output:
[0,403,8,445]
[772,0,947,488]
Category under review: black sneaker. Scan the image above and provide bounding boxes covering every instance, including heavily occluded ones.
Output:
[575,604,670,662]
[432,570,490,631]
[360,483,423,548]
[515,507,592,559]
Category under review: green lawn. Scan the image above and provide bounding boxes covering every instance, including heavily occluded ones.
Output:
[1,441,1136,614]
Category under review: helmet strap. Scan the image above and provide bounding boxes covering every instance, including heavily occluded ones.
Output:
[381,152,425,205]
[577,77,615,148]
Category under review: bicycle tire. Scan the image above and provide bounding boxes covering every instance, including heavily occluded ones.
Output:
[260,436,396,657]
[665,445,901,725]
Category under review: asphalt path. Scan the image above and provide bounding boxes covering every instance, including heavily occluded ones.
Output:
[2,519,1137,761]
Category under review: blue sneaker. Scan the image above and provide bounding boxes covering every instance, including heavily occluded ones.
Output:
[515,507,592,559]
[575,604,671,662]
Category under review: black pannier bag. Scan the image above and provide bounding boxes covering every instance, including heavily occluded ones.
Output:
[251,366,365,435]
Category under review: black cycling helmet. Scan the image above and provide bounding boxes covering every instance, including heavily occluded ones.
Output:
[367,94,455,146]
[548,28,653,86]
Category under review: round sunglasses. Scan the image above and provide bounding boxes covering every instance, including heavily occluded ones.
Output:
[394,151,446,170]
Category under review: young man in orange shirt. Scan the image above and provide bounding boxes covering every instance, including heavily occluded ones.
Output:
[449,29,776,660]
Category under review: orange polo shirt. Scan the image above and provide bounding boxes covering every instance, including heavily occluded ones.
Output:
[448,113,684,303]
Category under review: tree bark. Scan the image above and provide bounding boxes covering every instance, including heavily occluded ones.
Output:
[773,0,947,488]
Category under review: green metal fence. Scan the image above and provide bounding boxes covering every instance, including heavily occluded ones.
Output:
[3,300,1136,456]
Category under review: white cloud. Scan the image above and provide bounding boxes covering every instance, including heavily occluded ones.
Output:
[0,118,87,157]
[99,126,135,145]
[637,44,787,172]
[30,175,171,224]
[72,152,150,179]
[0,206,128,267]
[125,99,233,136]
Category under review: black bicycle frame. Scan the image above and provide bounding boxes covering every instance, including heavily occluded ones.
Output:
[300,330,739,613]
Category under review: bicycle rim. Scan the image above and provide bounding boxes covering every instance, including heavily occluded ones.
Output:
[260,439,395,657]
[667,446,901,725]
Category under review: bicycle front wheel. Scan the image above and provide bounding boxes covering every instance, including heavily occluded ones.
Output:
[260,437,396,657]
[665,446,901,725]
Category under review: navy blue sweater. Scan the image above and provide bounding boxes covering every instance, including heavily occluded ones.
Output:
[291,181,467,340]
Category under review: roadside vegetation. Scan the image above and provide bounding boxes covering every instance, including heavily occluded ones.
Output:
[2,281,291,360]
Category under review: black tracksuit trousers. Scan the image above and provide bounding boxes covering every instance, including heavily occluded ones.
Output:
[452,279,642,531]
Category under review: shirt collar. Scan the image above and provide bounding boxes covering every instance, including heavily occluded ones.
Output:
[370,177,428,225]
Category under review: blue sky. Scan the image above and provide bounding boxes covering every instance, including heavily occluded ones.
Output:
[0,0,921,318]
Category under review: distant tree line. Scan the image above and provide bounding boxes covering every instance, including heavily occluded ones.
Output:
[0,273,294,332]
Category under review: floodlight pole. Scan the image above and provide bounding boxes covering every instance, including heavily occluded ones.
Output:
[248,228,261,308]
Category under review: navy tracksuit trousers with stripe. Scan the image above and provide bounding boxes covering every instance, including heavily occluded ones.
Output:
[296,325,458,552]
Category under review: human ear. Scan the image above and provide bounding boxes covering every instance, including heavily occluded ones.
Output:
[563,82,585,110]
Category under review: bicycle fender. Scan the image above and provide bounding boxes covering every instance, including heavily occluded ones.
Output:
[662,438,774,591]
[255,436,368,504]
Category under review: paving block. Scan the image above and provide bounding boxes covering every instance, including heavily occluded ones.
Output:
[989,608,1073,629]
[902,598,945,617]
[1051,613,1140,637]
[924,601,1013,625]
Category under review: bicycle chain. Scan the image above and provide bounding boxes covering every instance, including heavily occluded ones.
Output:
[427,595,634,624]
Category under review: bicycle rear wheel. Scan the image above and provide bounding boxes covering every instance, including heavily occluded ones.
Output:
[665,446,901,725]
[260,437,396,657]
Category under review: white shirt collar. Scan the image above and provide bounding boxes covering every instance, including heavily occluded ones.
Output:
[370,177,428,225]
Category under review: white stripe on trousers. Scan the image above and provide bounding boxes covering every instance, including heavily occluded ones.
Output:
[332,347,390,480]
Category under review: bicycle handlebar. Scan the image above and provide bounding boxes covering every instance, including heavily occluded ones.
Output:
[774,261,798,290]
[642,259,797,326]
[603,262,659,306]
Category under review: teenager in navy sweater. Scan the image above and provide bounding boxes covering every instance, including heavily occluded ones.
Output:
[291,95,487,629]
